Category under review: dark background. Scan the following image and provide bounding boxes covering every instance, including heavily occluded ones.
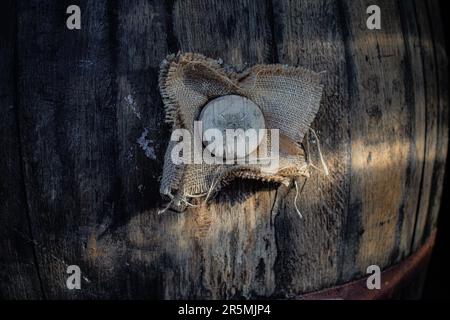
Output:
[422,0,450,300]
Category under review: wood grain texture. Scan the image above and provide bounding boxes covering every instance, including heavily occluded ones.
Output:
[396,0,426,263]
[16,0,119,299]
[0,0,447,299]
[411,0,441,251]
[339,0,417,277]
[423,0,448,243]
[110,0,171,298]
[271,0,351,294]
[0,0,43,300]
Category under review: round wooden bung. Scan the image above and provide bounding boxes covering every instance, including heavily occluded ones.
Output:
[198,95,265,159]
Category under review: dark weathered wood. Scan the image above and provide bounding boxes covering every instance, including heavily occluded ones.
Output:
[424,0,448,242]
[396,0,427,262]
[271,0,351,294]
[0,0,43,300]
[411,0,441,251]
[340,0,412,276]
[0,0,447,299]
[109,0,172,298]
[16,0,119,299]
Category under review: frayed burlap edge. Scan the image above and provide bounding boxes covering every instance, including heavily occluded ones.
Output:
[158,52,325,212]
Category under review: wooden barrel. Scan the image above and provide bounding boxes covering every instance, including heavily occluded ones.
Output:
[0,0,447,299]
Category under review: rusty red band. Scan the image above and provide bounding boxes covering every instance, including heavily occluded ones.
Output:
[298,232,437,300]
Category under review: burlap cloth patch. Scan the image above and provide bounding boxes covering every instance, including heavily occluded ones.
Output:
[158,52,324,212]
